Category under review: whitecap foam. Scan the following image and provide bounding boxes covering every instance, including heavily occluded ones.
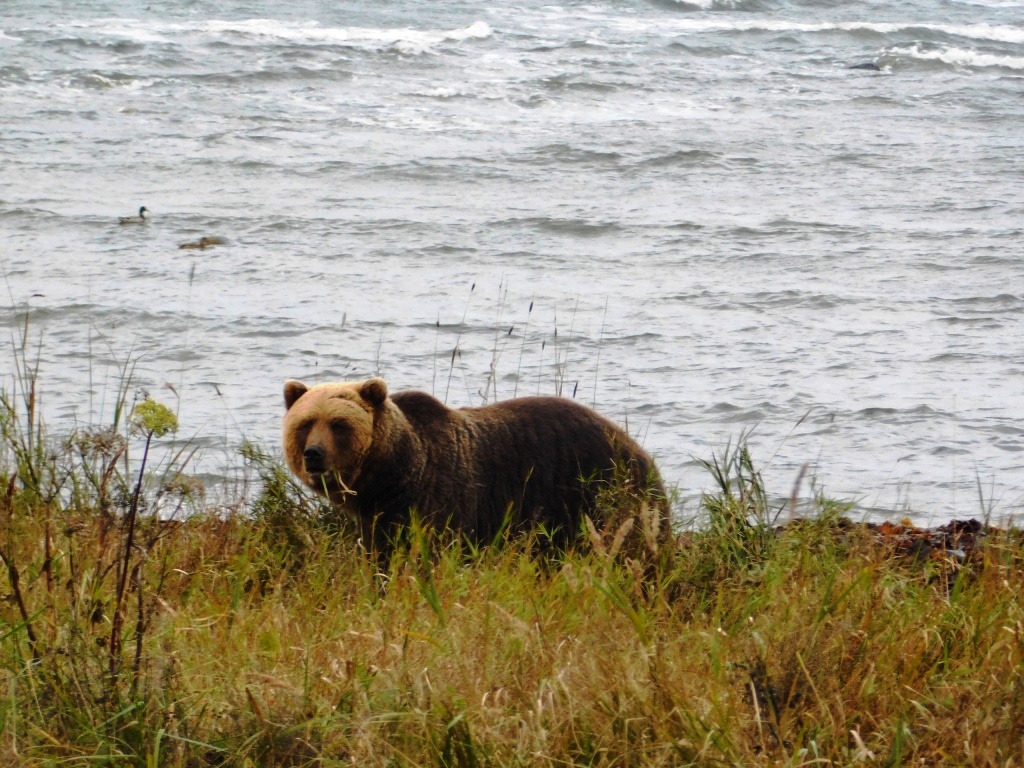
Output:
[0,29,23,43]
[444,20,493,41]
[51,17,492,53]
[416,86,465,98]
[63,18,169,44]
[892,43,1024,70]
[611,18,1024,46]
[949,0,1024,6]
[658,0,750,8]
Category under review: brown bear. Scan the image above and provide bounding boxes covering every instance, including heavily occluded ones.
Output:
[282,377,671,557]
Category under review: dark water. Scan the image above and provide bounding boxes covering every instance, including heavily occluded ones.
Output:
[2,0,1023,523]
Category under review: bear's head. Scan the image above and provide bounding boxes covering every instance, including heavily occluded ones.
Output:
[282,377,389,501]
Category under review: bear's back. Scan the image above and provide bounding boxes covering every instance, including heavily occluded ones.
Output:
[375,389,665,548]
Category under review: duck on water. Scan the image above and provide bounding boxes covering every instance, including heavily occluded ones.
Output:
[179,237,214,250]
[119,206,148,224]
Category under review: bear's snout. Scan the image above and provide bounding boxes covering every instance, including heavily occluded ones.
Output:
[303,445,327,475]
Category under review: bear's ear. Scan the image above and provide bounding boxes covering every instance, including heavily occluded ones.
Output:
[284,380,309,410]
[360,377,388,407]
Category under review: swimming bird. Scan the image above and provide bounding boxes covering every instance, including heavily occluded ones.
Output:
[178,237,213,250]
[119,206,149,224]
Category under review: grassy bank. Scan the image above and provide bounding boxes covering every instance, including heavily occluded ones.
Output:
[1,378,1023,766]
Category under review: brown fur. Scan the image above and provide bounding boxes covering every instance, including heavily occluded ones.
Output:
[282,377,670,555]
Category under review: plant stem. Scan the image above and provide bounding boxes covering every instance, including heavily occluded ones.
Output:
[110,429,152,680]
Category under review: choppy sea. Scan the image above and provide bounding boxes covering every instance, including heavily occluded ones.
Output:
[2,0,1022,523]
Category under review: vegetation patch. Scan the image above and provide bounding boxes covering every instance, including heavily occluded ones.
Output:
[0,348,1022,765]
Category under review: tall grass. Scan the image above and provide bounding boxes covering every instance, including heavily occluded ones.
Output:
[1,460,1021,765]
[1,338,1022,765]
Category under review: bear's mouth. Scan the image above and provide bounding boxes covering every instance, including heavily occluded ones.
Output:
[303,445,328,476]
[309,470,357,498]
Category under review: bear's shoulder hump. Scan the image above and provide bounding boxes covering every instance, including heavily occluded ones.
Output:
[390,390,452,425]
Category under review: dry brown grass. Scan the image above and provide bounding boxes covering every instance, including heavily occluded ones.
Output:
[2,346,1022,766]
[1,466,1023,766]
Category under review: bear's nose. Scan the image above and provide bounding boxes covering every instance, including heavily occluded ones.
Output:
[303,445,327,474]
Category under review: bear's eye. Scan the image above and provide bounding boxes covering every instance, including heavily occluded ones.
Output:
[330,420,350,436]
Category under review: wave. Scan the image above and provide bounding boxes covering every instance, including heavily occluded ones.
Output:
[51,18,492,55]
[519,143,624,166]
[492,216,623,237]
[642,19,1024,46]
[855,405,947,421]
[948,293,1023,309]
[890,44,1024,70]
[744,289,842,309]
[45,16,1023,50]
[538,73,619,94]
[182,67,355,86]
[639,149,722,168]
[705,400,781,423]
[648,0,768,10]
[948,0,1024,6]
